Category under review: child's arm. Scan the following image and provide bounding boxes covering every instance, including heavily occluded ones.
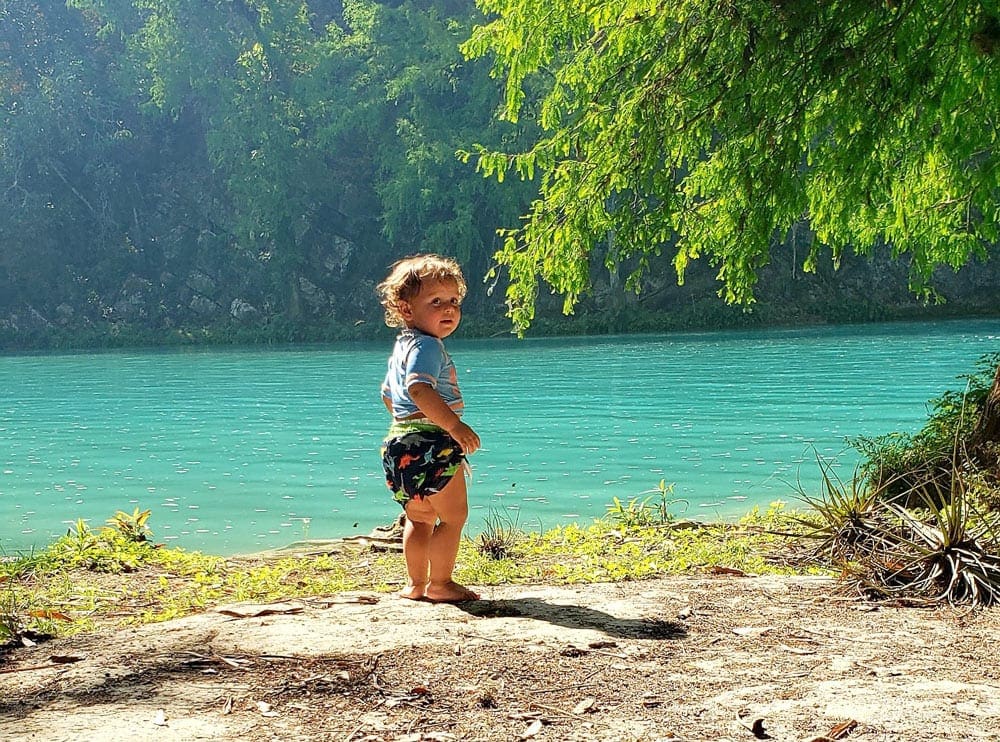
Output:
[408,382,480,455]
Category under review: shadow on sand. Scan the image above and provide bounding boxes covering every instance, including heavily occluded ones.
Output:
[457,597,686,640]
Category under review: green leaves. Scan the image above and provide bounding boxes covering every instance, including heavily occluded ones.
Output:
[464,0,1000,332]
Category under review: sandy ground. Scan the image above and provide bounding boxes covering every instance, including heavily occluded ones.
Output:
[2,573,1000,741]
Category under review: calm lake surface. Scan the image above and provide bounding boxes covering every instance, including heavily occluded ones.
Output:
[2,319,998,556]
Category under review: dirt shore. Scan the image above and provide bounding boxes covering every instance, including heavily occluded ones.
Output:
[2,573,999,741]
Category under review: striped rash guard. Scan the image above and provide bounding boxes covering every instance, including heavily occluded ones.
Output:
[381,329,464,420]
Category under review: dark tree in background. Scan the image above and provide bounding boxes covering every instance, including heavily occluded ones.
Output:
[0,0,536,340]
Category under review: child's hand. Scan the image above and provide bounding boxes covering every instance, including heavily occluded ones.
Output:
[407,382,480,454]
[447,421,480,455]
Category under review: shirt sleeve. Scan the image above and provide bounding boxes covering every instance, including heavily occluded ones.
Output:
[403,334,444,390]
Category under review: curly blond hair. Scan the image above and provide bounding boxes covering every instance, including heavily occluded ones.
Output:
[376,254,468,328]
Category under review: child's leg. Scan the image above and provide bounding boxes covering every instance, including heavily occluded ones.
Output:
[423,472,479,602]
[400,499,435,600]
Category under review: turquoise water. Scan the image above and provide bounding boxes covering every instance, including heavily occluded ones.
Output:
[1,319,998,556]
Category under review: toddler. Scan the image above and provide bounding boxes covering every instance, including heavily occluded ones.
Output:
[377,254,481,602]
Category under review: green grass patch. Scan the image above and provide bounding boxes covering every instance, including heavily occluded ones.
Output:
[1,500,820,645]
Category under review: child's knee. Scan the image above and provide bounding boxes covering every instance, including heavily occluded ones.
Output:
[405,498,436,526]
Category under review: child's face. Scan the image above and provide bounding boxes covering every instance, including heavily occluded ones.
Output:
[398,277,463,338]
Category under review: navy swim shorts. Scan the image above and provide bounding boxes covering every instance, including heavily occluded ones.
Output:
[381,421,465,506]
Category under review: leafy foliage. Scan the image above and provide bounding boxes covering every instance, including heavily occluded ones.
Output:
[0,579,24,643]
[106,508,153,543]
[604,479,685,529]
[848,352,1000,494]
[47,517,158,573]
[1,0,139,312]
[2,1,999,347]
[798,420,1000,609]
[462,0,1000,331]
[799,350,1000,606]
[1,0,536,344]
[878,488,1000,606]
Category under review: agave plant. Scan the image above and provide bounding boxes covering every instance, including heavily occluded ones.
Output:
[862,480,1000,607]
[792,455,900,564]
[476,508,522,560]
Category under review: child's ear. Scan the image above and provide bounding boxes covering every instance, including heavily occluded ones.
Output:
[397,301,413,321]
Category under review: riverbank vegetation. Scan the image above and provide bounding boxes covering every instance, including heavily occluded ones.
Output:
[0,501,803,647]
[798,353,1000,605]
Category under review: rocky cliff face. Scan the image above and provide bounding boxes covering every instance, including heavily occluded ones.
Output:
[2,239,998,349]
[565,243,1000,332]
[0,232,381,347]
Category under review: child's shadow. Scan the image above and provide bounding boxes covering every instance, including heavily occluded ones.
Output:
[457,598,686,640]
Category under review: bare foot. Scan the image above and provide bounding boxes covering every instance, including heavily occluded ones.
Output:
[398,583,427,601]
[424,580,480,603]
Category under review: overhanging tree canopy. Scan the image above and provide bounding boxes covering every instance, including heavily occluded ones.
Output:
[461,0,1000,331]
